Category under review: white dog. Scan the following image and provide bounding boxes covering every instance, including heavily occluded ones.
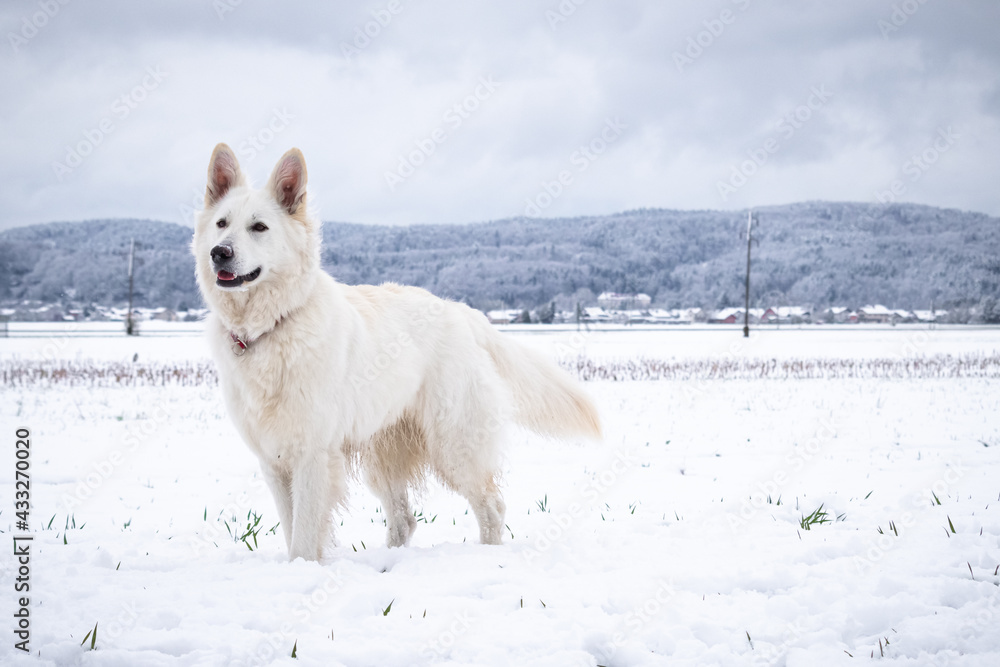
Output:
[192,144,601,561]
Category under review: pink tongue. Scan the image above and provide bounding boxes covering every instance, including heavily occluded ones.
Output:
[217,270,236,281]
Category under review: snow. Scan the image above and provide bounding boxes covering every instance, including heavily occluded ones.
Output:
[2,325,1000,666]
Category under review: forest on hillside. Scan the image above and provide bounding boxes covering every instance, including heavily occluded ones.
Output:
[1,201,998,316]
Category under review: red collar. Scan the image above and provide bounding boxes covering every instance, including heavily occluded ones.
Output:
[228,316,283,356]
[229,331,250,356]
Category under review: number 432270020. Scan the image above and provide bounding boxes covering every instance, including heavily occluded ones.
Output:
[15,427,30,526]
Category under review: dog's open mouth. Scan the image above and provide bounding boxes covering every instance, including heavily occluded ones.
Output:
[216,267,262,288]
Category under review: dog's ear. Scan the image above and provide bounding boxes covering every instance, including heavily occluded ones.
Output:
[205,143,245,208]
[267,148,308,215]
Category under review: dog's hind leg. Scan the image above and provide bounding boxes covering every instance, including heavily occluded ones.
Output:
[435,465,506,545]
[467,480,506,545]
[363,416,424,547]
[428,402,507,545]
[369,479,416,547]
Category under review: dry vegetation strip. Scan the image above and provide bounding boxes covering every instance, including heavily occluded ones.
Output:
[3,354,1000,388]
[565,354,1000,381]
[1,360,218,388]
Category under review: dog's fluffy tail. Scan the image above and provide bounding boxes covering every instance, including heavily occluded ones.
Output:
[476,322,602,440]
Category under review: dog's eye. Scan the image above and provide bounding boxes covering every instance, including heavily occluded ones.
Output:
[251,222,269,233]
[216,219,227,229]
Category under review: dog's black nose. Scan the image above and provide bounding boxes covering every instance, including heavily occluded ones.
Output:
[211,243,233,263]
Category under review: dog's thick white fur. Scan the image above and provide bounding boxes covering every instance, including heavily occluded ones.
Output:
[192,144,601,561]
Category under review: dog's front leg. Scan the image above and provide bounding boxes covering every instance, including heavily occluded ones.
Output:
[287,449,338,561]
[261,466,294,552]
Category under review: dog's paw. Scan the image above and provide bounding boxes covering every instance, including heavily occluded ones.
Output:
[386,514,417,548]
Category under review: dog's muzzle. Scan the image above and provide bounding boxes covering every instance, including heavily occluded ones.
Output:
[211,242,261,288]
[215,266,261,288]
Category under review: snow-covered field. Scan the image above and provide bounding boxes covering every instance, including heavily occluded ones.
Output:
[2,325,1000,666]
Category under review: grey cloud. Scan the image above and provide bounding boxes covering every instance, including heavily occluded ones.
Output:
[1,0,998,230]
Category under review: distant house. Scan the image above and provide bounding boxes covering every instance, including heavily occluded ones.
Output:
[597,292,652,310]
[777,306,810,322]
[686,307,707,323]
[912,309,947,323]
[647,308,694,325]
[761,306,811,323]
[582,307,613,323]
[709,308,743,324]
[487,310,520,324]
[891,309,916,324]
[822,307,851,323]
[617,309,648,324]
[32,305,64,322]
[646,308,671,323]
[151,308,178,322]
[857,304,893,323]
[708,307,766,324]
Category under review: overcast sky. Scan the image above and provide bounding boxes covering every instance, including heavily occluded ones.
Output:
[2,0,998,231]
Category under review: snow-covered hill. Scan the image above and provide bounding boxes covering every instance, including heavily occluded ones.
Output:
[2,201,999,314]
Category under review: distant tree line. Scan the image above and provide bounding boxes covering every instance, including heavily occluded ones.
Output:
[1,202,998,318]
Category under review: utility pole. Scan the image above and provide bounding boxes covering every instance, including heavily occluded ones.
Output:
[742,211,758,338]
[126,238,136,336]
